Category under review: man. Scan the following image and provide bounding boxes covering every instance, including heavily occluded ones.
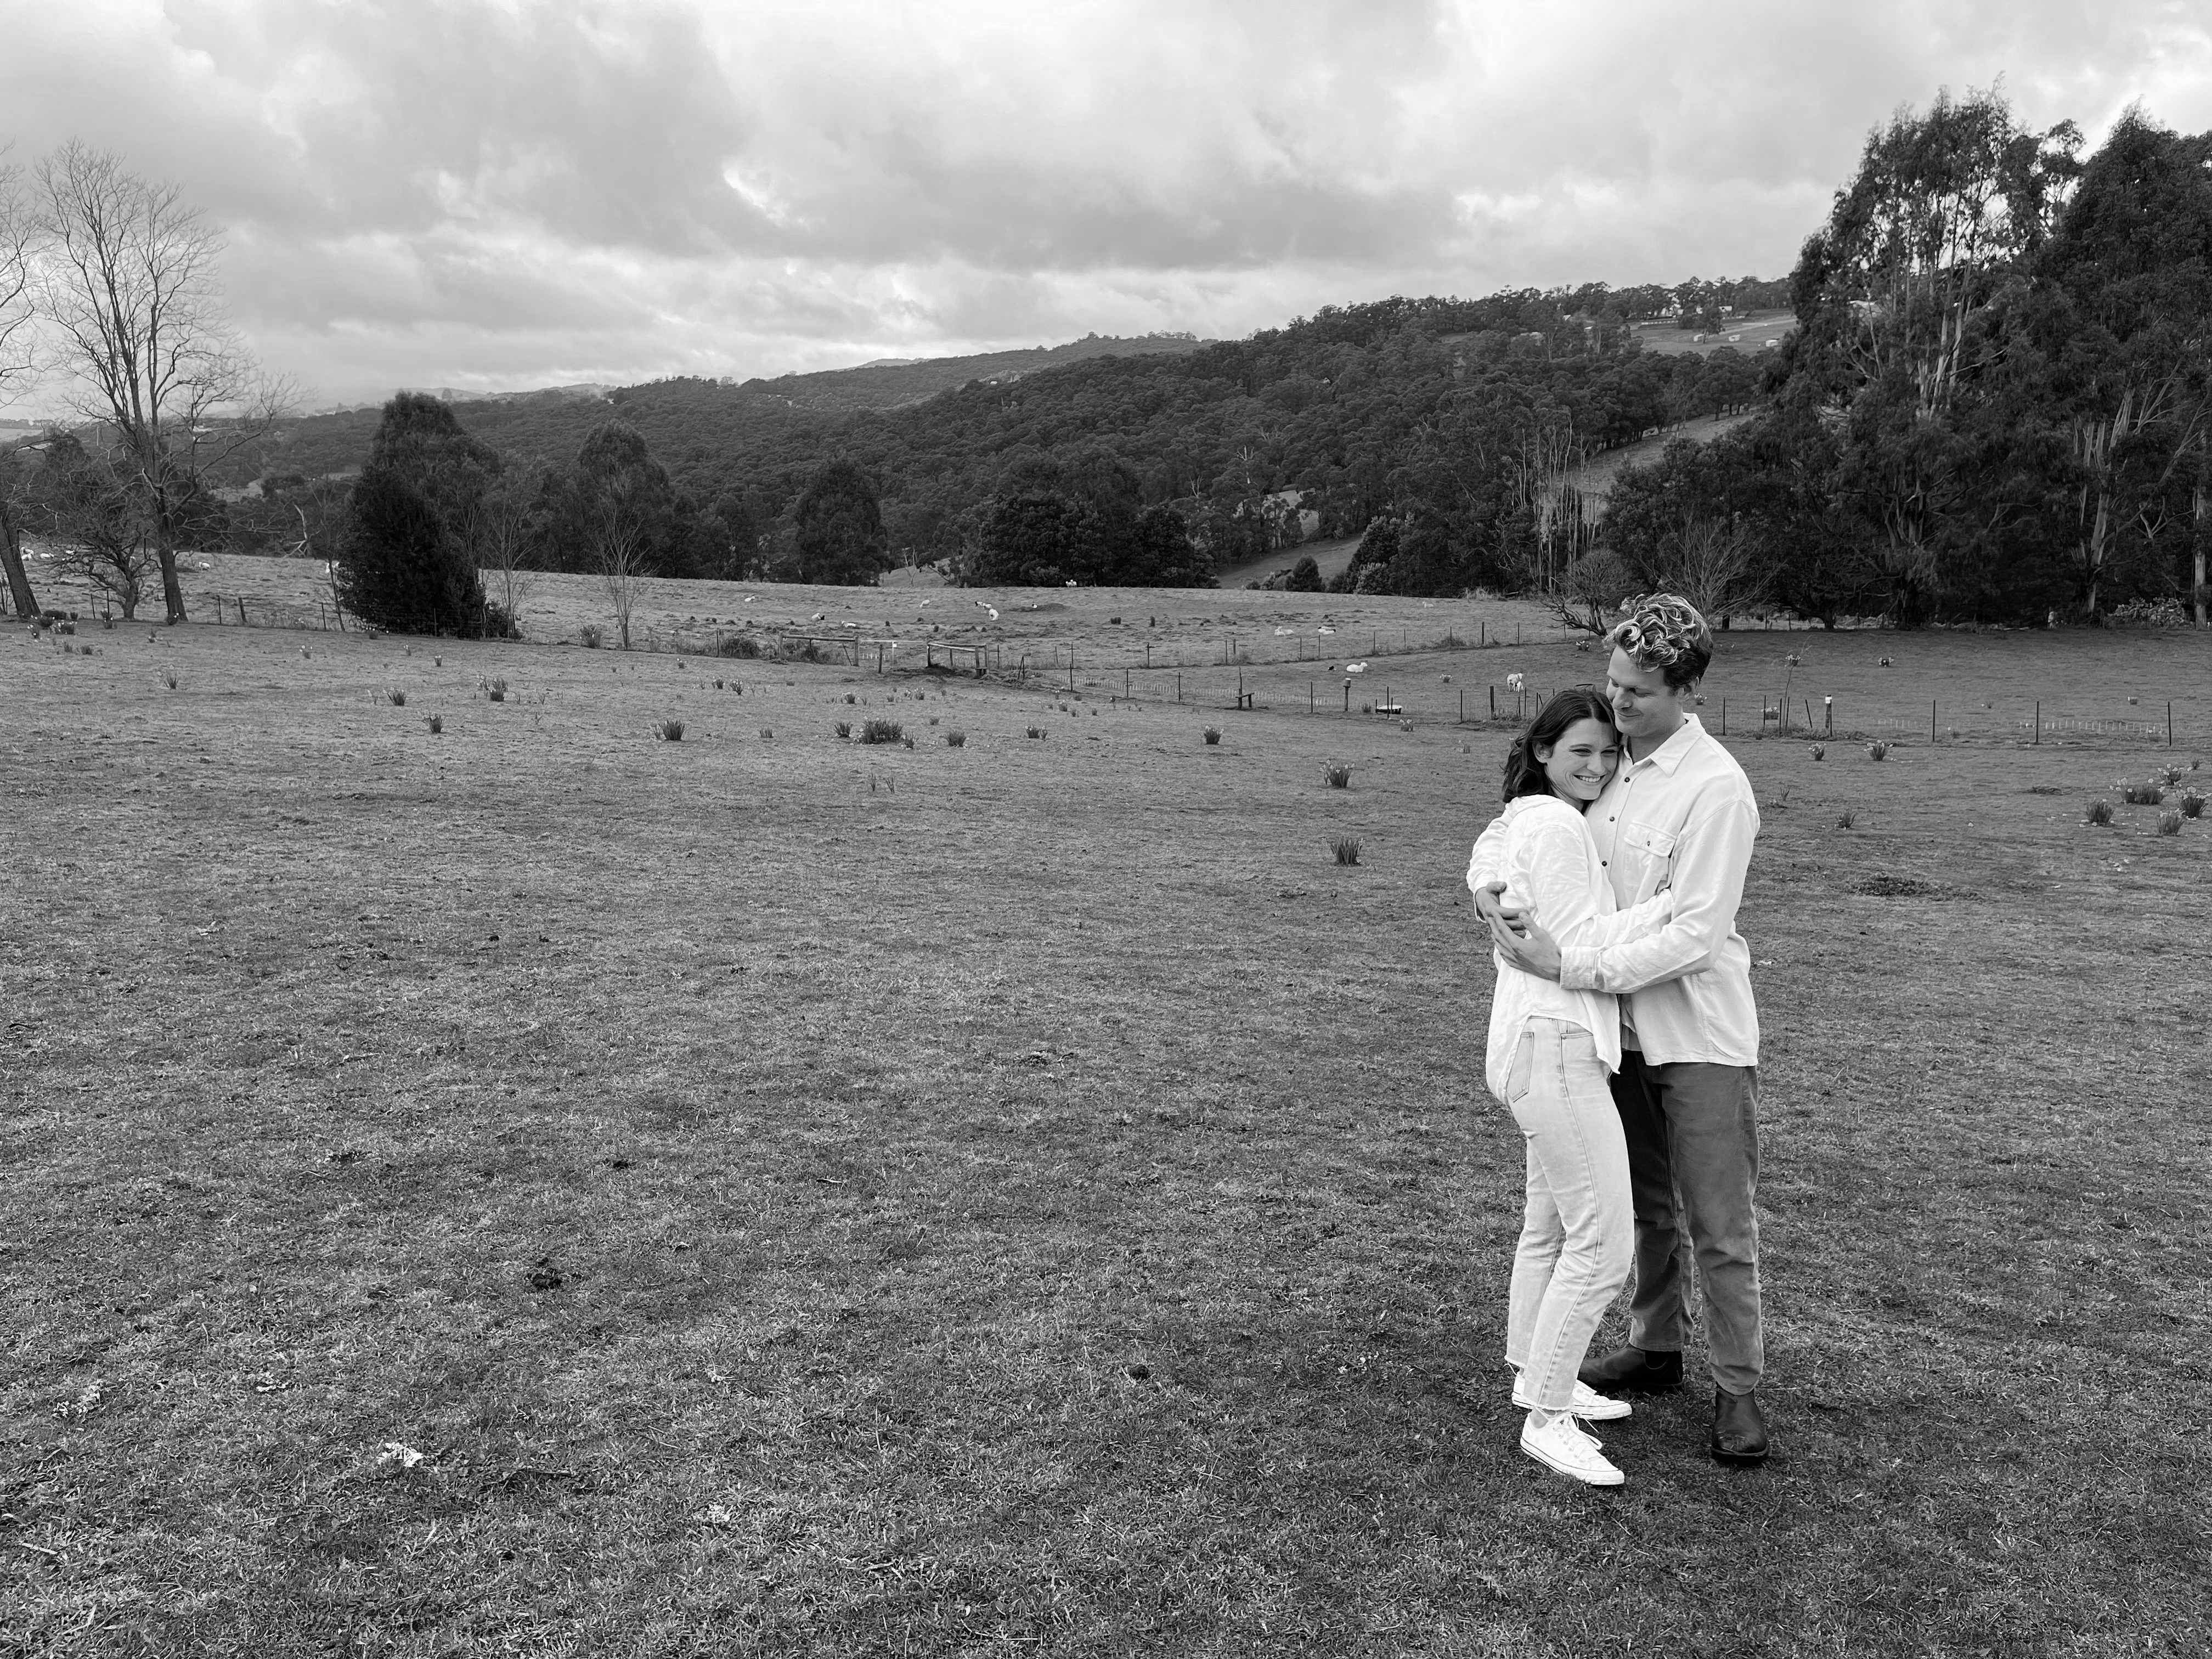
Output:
[1469,594,1769,1465]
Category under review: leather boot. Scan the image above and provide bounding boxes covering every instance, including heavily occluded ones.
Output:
[1577,1345,1684,1394]
[1711,1388,1770,1465]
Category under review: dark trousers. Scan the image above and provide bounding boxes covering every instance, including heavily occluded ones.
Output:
[1608,1049,1765,1394]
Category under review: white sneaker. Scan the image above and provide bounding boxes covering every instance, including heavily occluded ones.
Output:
[1521,1410,1624,1487]
[1510,1373,1634,1422]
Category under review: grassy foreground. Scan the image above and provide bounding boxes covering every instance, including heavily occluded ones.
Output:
[2,610,2207,1657]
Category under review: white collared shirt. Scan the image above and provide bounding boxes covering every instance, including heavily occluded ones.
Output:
[1470,714,1760,1067]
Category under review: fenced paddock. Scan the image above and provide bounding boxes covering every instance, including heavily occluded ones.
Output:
[4,594,2207,1655]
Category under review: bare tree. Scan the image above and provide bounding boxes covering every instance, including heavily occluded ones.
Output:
[31,143,285,623]
[31,435,161,618]
[594,477,652,650]
[1652,517,1768,622]
[1541,546,1635,636]
[467,469,539,636]
[0,152,42,618]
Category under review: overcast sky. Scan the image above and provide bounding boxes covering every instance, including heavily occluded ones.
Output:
[4,0,2209,410]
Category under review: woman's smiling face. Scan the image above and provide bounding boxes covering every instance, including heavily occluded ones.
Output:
[1536,716,1620,804]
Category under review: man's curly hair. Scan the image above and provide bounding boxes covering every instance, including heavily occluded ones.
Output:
[1606,593,1713,691]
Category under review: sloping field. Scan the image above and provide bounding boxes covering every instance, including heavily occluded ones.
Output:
[1565,411,1760,501]
[1627,309,1797,358]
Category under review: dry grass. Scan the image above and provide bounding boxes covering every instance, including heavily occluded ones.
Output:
[2,611,2207,1657]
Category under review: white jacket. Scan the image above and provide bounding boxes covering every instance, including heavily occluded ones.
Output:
[1468,794,1674,1098]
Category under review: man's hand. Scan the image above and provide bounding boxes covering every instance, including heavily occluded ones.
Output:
[1470,880,1533,934]
[1488,911,1564,980]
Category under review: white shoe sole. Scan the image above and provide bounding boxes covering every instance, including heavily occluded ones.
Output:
[1510,1384,1633,1421]
[1521,1431,1625,1487]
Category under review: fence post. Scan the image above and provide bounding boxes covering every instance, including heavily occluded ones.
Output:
[2033,701,2039,746]
[238,596,247,626]
[1124,668,1130,699]
[1176,672,1181,704]
[1931,699,1938,743]
[1309,680,1314,714]
[1344,681,1350,714]
[1489,686,1496,718]
[1459,688,1465,723]
[2169,702,2174,747]
[1720,698,1726,736]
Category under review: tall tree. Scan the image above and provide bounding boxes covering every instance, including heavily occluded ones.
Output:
[31,143,284,623]
[1786,89,2081,620]
[2025,112,2212,617]
[336,395,495,636]
[790,458,889,585]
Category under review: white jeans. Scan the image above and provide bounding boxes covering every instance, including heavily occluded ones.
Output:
[1499,1017,1633,1411]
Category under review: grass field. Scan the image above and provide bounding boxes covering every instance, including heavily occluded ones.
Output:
[4,599,2208,1656]
[1627,311,1797,358]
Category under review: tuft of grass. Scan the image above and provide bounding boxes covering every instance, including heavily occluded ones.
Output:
[2180,791,2205,819]
[1330,834,1362,866]
[758,727,773,740]
[1866,741,1889,760]
[860,719,902,744]
[486,677,509,703]
[1810,744,1825,760]
[2155,809,2183,836]
[580,624,602,648]
[386,687,407,707]
[163,672,178,691]
[1202,727,1222,745]
[2159,764,2183,786]
[657,719,685,742]
[718,634,760,658]
[1323,763,1352,789]
[2120,780,2164,806]
[2086,799,2114,826]
[845,693,857,704]
[834,721,851,739]
[1837,808,1857,829]
[946,730,966,748]
[1027,727,1045,740]
[426,713,443,735]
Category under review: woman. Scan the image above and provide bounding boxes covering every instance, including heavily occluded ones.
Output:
[1467,687,1673,1488]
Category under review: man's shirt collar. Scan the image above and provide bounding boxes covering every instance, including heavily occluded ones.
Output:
[1628,713,1705,776]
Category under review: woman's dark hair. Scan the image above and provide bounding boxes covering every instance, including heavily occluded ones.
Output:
[1501,687,1618,802]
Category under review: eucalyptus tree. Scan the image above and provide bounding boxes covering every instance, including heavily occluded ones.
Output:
[2024,112,2212,617]
[1786,89,2082,620]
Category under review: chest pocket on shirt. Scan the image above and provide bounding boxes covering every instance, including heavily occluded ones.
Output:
[1618,822,1677,895]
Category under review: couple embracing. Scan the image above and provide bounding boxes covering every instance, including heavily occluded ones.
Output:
[1468,594,1768,1488]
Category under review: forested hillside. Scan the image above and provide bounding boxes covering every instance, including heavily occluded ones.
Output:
[211,279,1778,597]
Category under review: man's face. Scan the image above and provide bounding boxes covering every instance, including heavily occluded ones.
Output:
[1606,648,1691,744]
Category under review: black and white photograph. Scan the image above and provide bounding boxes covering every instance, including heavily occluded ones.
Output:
[2,2,2206,1652]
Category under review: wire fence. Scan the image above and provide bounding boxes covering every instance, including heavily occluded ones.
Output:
[33,577,2193,749]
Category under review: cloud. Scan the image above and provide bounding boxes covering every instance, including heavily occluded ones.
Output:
[2,0,2208,406]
